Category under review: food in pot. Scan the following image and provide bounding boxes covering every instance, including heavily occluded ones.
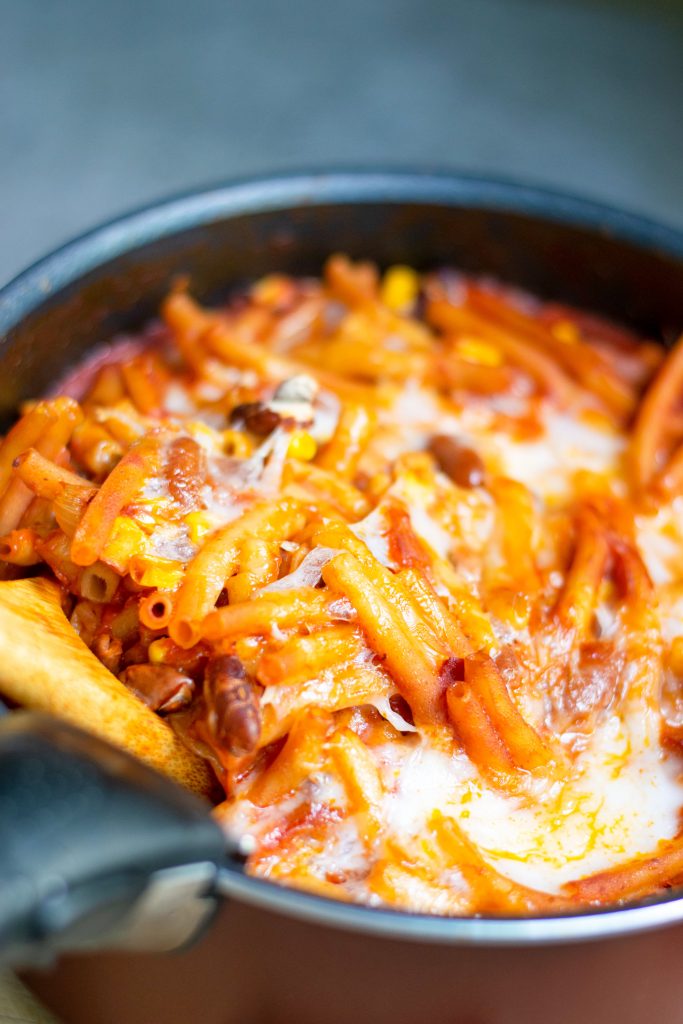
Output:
[1,255,683,915]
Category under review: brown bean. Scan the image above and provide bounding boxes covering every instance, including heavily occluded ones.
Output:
[440,655,465,686]
[120,663,196,714]
[229,402,282,436]
[121,641,148,668]
[388,693,415,728]
[92,633,123,675]
[205,654,261,756]
[166,436,206,512]
[428,435,485,488]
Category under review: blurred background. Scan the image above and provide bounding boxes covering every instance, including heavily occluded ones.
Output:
[1,0,682,286]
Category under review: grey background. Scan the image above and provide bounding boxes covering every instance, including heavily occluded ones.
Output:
[1,0,682,286]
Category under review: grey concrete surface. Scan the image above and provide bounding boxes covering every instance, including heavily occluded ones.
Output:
[0,0,682,285]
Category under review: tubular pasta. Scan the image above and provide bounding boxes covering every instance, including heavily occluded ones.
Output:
[465,285,636,418]
[316,403,375,477]
[563,834,683,906]
[257,624,363,688]
[201,588,342,643]
[71,437,160,566]
[427,297,579,404]
[329,728,383,841]
[0,528,41,566]
[0,398,82,535]
[446,683,514,776]
[121,352,168,415]
[171,498,306,647]
[630,333,683,491]
[1,260,681,919]
[464,651,554,771]
[554,502,610,635]
[322,552,445,726]
[248,708,332,806]
[430,812,566,914]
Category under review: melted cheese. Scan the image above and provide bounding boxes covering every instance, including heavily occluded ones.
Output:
[50,271,683,917]
[220,384,683,908]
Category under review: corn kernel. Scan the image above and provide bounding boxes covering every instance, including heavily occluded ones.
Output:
[185,511,214,546]
[148,637,173,664]
[552,320,580,344]
[252,274,291,307]
[221,428,253,457]
[380,265,419,312]
[287,430,317,461]
[455,336,502,367]
[189,421,223,452]
[573,468,612,496]
[135,560,184,590]
[487,586,531,630]
[102,517,149,573]
[579,407,613,432]
[599,580,617,606]
[366,471,391,500]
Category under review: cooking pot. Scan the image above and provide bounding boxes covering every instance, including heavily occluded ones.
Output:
[2,171,683,1024]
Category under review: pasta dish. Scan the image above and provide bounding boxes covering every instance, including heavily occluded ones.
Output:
[2,255,683,915]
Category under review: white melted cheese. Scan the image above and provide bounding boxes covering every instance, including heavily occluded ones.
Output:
[479,409,624,501]
[388,384,624,506]
[350,506,392,566]
[636,499,683,587]
[230,703,683,901]
[374,706,682,894]
[219,372,683,909]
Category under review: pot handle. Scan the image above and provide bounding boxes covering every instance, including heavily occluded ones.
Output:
[0,709,236,969]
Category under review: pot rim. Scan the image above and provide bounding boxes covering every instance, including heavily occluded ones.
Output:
[3,167,683,945]
[3,166,683,330]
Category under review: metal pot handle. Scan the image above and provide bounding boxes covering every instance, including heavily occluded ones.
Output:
[0,709,236,969]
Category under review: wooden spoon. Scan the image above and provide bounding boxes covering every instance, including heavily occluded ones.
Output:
[0,577,217,798]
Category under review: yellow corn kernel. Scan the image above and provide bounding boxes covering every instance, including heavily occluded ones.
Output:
[287,430,317,461]
[135,560,184,591]
[380,265,419,312]
[221,428,253,457]
[486,586,531,630]
[252,274,290,307]
[148,637,173,664]
[454,336,502,367]
[600,578,617,603]
[185,511,214,546]
[101,517,149,573]
[579,406,613,432]
[188,421,224,452]
[573,468,612,496]
[552,320,580,344]
[366,471,391,501]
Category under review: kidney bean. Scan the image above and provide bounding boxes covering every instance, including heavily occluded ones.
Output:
[92,633,123,675]
[428,435,485,488]
[205,654,261,756]
[388,693,415,728]
[120,663,196,714]
[229,402,282,436]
